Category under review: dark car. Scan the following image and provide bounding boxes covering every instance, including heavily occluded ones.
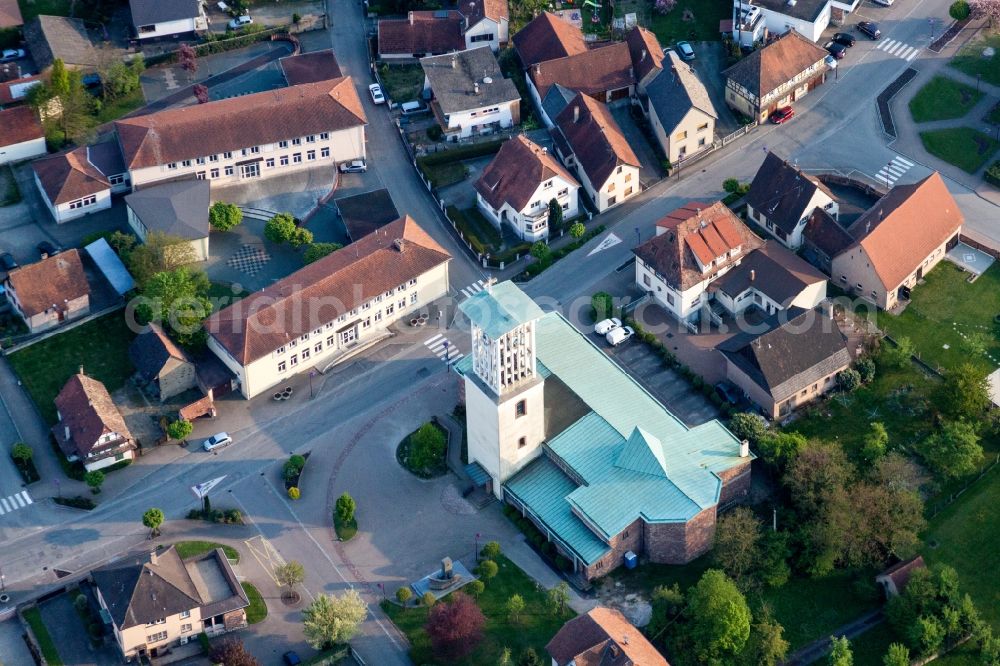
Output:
[282,652,301,666]
[770,106,794,124]
[37,241,61,258]
[833,32,856,47]
[714,382,741,406]
[858,21,881,39]
[824,40,847,59]
[0,253,17,271]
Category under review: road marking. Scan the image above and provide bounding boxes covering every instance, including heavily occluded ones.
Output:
[906,50,920,61]
[894,156,914,167]
[424,336,464,365]
[587,232,623,257]
[244,535,287,586]
[875,157,915,186]
[13,494,23,508]
[21,491,32,505]
[459,280,486,299]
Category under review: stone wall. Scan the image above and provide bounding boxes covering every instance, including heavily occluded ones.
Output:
[582,517,644,580]
[644,507,717,564]
[718,460,752,506]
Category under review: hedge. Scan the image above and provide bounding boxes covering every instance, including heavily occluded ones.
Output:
[986,161,1000,188]
[418,139,506,167]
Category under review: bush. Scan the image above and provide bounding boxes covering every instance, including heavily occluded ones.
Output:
[723,178,741,193]
[480,540,501,560]
[427,124,443,141]
[837,368,862,392]
[396,586,412,605]
[476,559,498,580]
[856,357,876,383]
[55,495,96,510]
[408,423,446,471]
[422,591,437,607]
[336,492,356,524]
[288,486,301,500]
[11,442,32,463]
[303,242,342,264]
[729,412,767,445]
[592,292,614,321]
[209,202,243,231]
[949,0,971,19]
[264,213,299,244]
[167,419,193,441]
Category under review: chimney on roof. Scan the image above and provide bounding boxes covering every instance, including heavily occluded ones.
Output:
[474,81,480,95]
[622,635,629,645]
[534,63,540,77]
[79,365,84,375]
[750,269,755,281]
[393,238,405,252]
[409,10,414,24]
[641,48,647,62]
[740,439,750,457]
[879,208,884,221]
[573,104,579,123]
[865,220,871,235]
[150,551,158,566]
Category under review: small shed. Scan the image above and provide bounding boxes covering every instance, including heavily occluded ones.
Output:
[85,237,135,296]
[875,556,925,599]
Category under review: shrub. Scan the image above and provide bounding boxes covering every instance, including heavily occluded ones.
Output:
[986,161,1000,188]
[84,470,105,494]
[427,124,443,141]
[723,178,741,193]
[209,202,243,231]
[292,11,302,23]
[336,492,356,524]
[396,586,412,605]
[225,509,243,524]
[264,213,298,244]
[480,540,501,560]
[287,487,301,500]
[11,441,32,463]
[569,222,586,238]
[409,423,446,471]
[592,292,614,321]
[949,0,971,19]
[167,419,193,441]
[856,357,876,383]
[729,412,767,445]
[477,559,498,580]
[303,242,342,264]
[837,368,862,392]
[422,591,437,607]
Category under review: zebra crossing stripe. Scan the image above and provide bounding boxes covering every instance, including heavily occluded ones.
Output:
[1,498,10,512]
[447,353,464,365]
[13,494,24,508]
[886,164,907,177]
[21,491,32,505]
[898,46,916,59]
[424,334,444,347]
[0,502,5,515]
[894,156,914,167]
[460,280,486,299]
[878,39,896,51]
[888,42,907,55]
[906,49,920,61]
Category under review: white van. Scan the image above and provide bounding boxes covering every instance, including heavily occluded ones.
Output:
[606,326,634,347]
[400,100,429,116]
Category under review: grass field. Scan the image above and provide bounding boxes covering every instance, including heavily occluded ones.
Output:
[378,64,424,104]
[8,313,136,424]
[382,555,571,664]
[950,34,1000,87]
[875,262,1000,374]
[22,607,63,666]
[96,88,146,123]
[908,76,983,122]
[616,0,726,44]
[241,582,267,624]
[919,127,1000,173]
[17,0,72,22]
[173,540,241,562]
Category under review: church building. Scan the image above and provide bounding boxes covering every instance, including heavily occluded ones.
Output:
[456,282,753,584]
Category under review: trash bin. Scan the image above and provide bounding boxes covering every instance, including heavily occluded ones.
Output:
[624,551,637,569]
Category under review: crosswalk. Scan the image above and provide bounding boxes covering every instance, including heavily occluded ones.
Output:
[425,334,464,366]
[875,38,921,62]
[0,490,33,516]
[875,156,914,187]
[459,279,486,300]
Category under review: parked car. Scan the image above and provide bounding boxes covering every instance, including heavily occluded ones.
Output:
[400,100,429,116]
[675,41,695,60]
[824,41,847,59]
[873,0,893,6]
[0,253,17,271]
[203,432,233,452]
[770,106,794,124]
[37,241,61,257]
[858,21,881,39]
[0,49,24,62]
[338,160,367,173]
[228,14,253,29]
[606,326,634,347]
[594,317,621,335]
[825,54,838,70]
[832,33,856,47]
[369,83,385,104]
[714,381,741,405]
[282,652,302,666]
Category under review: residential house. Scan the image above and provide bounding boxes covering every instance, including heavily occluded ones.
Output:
[474,134,580,242]
[743,0,831,43]
[4,249,90,332]
[745,151,838,249]
[32,142,128,222]
[129,0,207,40]
[23,15,99,72]
[0,0,23,28]
[459,0,509,51]
[801,207,853,273]
[722,29,827,122]
[625,26,666,94]
[92,546,249,660]
[552,93,640,213]
[129,323,199,401]
[377,11,465,61]
[731,0,767,48]
[547,607,669,666]
[512,11,586,68]
[279,49,342,85]
[456,282,752,583]
[0,74,44,109]
[527,42,634,127]
[646,51,718,164]
[114,77,367,188]
[204,215,451,399]
[831,172,962,309]
[52,370,136,471]
[420,47,520,140]
[0,106,46,165]
[719,307,851,418]
[125,180,211,262]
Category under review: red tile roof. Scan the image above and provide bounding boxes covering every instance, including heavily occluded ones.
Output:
[513,12,587,67]
[554,93,639,189]
[547,607,669,666]
[463,0,508,24]
[474,134,578,211]
[6,249,90,317]
[723,29,828,98]
[0,0,23,28]
[115,77,366,169]
[53,371,134,460]
[877,556,925,594]
[530,41,634,100]
[32,146,111,205]
[205,216,451,365]
[625,26,664,83]
[0,74,43,105]
[378,11,465,56]
[845,172,963,290]
[0,106,44,147]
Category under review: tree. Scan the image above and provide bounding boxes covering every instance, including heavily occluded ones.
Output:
[784,442,853,518]
[134,267,212,347]
[264,213,299,244]
[683,569,751,663]
[837,480,925,568]
[950,0,971,18]
[918,419,984,480]
[837,368,862,392]
[744,607,789,666]
[480,540,501,560]
[530,241,551,264]
[99,52,144,101]
[592,292,614,321]
[499,647,513,666]
[301,590,367,649]
[208,638,260,666]
[275,561,306,591]
[934,363,990,421]
[55,69,97,146]
[862,422,889,463]
[547,199,563,232]
[289,227,314,248]
[759,530,792,588]
[50,58,70,97]
[547,582,571,617]
[335,492,356,524]
[569,222,586,239]
[127,231,199,286]
[729,412,767,446]
[194,83,209,104]
[647,583,685,639]
[518,648,544,666]
[467,580,485,598]
[422,591,436,607]
[506,594,526,624]
[723,178,741,193]
[874,452,928,493]
[167,419,193,441]
[85,470,105,494]
[408,423,446,470]
[178,44,198,78]
[476,559,498,581]
[143,507,164,538]
[303,242,342,264]
[287,487,300,500]
[883,643,909,666]
[713,507,761,585]
[425,592,485,660]
[758,432,807,469]
[396,586,412,606]
[10,442,32,464]
[882,337,914,369]
[829,636,853,666]
[209,202,243,232]
[857,357,876,383]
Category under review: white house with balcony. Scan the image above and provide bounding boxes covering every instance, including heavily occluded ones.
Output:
[129,0,207,40]
[745,152,838,249]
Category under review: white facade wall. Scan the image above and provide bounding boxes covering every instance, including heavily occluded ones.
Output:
[747,189,837,249]
[127,126,366,189]
[649,106,715,164]
[84,447,135,472]
[126,205,209,262]
[35,170,112,223]
[758,4,830,42]
[464,17,507,51]
[589,164,640,212]
[97,585,204,658]
[443,101,516,139]
[0,136,46,165]
[135,16,200,40]
[476,175,579,242]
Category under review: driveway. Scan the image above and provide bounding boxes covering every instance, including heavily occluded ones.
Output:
[37,592,120,666]
[610,105,665,188]
[0,617,34,666]
[689,41,742,135]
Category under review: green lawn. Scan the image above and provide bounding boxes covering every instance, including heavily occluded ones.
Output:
[849,622,896,665]
[616,0,727,44]
[919,127,1000,173]
[378,64,424,104]
[382,555,572,664]
[418,160,468,188]
[173,540,241,562]
[988,103,1000,126]
[8,313,136,424]
[875,262,1000,374]
[950,34,1000,87]
[22,607,63,666]
[95,88,146,123]
[241,582,268,624]
[908,76,983,122]
[17,0,72,22]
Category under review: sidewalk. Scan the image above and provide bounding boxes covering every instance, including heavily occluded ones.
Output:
[783,610,884,665]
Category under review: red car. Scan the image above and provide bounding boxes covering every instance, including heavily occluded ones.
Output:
[770,106,794,124]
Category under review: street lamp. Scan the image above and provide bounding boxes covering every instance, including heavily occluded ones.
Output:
[377,582,386,601]
[475,533,482,561]
[309,370,317,399]
[634,226,640,246]
[1,568,5,593]
[884,164,892,191]
[443,340,450,366]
